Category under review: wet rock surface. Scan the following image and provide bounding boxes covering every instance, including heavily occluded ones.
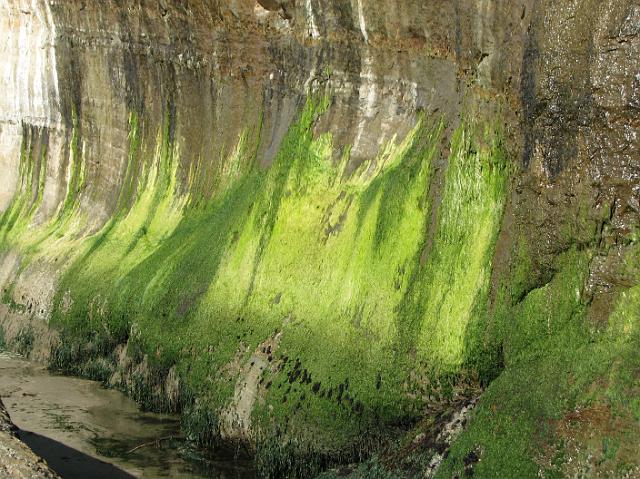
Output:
[516,0,640,292]
[0,0,532,224]
[0,0,639,477]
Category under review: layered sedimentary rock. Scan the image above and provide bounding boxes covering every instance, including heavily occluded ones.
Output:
[0,0,639,477]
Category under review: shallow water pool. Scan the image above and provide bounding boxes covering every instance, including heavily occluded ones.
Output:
[0,351,255,479]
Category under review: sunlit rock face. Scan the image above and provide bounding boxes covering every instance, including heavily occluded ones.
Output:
[0,0,529,224]
[0,1,60,212]
[1,0,639,477]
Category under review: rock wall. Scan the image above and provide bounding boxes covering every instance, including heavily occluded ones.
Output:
[0,0,529,220]
[0,0,639,477]
[439,2,640,477]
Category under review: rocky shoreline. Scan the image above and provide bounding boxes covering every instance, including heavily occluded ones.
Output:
[0,398,59,479]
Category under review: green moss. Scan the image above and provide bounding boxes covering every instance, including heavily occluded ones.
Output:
[0,114,92,272]
[55,108,86,227]
[1,282,26,314]
[438,243,640,478]
[0,125,48,245]
[1,96,511,475]
[397,123,508,370]
[117,111,142,211]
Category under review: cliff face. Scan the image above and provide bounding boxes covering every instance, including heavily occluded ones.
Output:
[0,0,526,217]
[1,0,639,477]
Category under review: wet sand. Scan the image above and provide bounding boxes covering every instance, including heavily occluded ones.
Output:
[0,351,255,479]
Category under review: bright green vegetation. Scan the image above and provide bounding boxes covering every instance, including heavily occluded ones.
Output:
[400,124,507,370]
[0,97,509,476]
[0,125,49,244]
[3,94,638,478]
[438,242,640,478]
[0,113,88,262]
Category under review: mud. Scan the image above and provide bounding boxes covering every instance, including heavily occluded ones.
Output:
[0,351,255,479]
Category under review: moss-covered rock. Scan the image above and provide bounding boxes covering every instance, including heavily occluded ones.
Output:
[0,94,509,475]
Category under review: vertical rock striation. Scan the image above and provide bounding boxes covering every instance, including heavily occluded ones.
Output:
[0,0,638,477]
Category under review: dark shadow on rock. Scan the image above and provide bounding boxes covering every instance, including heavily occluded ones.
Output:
[17,429,134,479]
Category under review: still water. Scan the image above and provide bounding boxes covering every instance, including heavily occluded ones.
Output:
[0,351,256,479]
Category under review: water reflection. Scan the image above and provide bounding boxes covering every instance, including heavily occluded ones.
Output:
[0,351,255,478]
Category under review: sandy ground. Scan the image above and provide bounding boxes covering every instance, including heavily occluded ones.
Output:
[0,397,60,479]
[0,351,254,479]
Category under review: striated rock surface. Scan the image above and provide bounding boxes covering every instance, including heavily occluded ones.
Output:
[0,0,639,477]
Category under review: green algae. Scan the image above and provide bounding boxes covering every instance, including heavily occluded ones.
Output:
[3,89,639,479]
[0,96,510,476]
[0,114,91,270]
[397,123,508,370]
[438,238,640,478]
[55,108,86,229]
[0,125,49,244]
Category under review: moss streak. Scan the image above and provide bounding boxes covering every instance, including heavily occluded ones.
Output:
[0,98,510,475]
